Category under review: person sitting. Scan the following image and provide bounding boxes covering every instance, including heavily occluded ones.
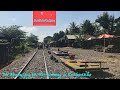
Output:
[58,48,60,51]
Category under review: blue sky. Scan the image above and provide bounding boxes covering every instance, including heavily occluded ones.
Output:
[0,11,120,42]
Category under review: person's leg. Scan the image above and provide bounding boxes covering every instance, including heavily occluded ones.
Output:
[23,49,25,56]
[22,49,25,56]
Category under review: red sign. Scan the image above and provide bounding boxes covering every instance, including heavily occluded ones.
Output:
[33,11,56,26]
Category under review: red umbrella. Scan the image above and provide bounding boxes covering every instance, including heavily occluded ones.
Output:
[98,34,114,39]
[98,34,114,52]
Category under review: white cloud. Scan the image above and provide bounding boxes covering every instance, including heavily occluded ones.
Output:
[20,26,37,35]
[8,18,16,22]
[19,26,45,42]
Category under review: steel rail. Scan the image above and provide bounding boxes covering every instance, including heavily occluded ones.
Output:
[14,48,38,79]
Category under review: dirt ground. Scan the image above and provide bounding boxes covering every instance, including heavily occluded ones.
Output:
[51,47,120,79]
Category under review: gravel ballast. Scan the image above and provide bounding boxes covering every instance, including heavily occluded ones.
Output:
[0,49,37,79]
[1,47,119,79]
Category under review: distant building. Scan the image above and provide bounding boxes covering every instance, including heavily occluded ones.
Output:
[59,35,79,47]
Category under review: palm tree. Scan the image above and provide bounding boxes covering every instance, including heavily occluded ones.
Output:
[69,22,80,34]
[65,28,69,35]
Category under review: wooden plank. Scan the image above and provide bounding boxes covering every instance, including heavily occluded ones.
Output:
[63,60,109,71]
[52,54,109,71]
[80,61,107,63]
[59,58,107,63]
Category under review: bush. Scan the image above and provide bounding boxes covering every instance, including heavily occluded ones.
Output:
[24,46,30,53]
[9,45,30,61]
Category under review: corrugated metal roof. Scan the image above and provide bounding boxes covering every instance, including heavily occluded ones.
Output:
[66,35,79,40]
[80,35,96,40]
[87,37,96,40]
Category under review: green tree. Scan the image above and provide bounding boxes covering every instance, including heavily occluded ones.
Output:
[65,28,69,35]
[81,20,95,35]
[93,22,104,36]
[58,31,65,39]
[0,25,26,46]
[95,12,115,34]
[113,17,120,36]
[109,15,115,34]
[27,33,38,45]
[44,36,53,44]
[53,33,59,41]
[0,25,28,58]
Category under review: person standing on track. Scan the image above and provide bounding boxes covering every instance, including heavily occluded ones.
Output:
[21,44,25,56]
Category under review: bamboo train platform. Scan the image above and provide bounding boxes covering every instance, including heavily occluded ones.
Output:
[52,51,72,56]
[50,50,109,72]
[61,58,109,71]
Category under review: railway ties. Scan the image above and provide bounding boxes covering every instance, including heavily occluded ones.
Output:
[14,49,50,79]
[14,48,81,79]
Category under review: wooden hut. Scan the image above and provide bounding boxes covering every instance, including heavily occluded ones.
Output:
[63,35,79,47]
[80,35,97,49]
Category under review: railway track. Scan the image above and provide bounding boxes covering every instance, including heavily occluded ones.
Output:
[14,48,50,79]
[13,48,78,79]
[0,47,113,79]
[13,48,87,79]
